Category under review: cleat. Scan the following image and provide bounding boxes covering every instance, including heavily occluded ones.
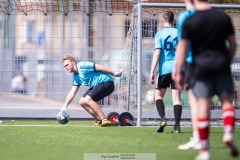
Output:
[157,117,167,133]
[100,120,112,127]
[195,151,210,160]
[178,138,201,150]
[93,122,101,126]
[172,124,181,133]
[223,133,239,157]
[92,120,101,126]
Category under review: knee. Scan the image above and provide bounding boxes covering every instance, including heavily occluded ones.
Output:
[79,98,87,107]
[84,96,94,105]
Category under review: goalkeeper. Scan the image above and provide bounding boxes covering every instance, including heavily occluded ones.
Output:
[61,54,122,127]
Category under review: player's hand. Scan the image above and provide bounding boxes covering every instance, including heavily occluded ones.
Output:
[172,72,184,90]
[149,73,155,84]
[114,71,122,77]
[61,104,68,112]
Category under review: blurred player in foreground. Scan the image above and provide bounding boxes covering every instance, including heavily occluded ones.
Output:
[172,0,239,159]
[150,10,183,133]
[61,54,122,127]
[174,0,200,150]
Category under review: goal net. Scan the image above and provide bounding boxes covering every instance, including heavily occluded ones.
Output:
[135,3,240,126]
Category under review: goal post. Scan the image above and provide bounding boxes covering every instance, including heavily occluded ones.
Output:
[136,3,240,127]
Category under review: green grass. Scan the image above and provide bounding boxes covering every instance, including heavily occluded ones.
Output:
[0,120,239,160]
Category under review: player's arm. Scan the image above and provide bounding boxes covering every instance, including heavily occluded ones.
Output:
[149,49,160,84]
[61,85,80,111]
[227,34,236,60]
[95,64,122,77]
[172,39,188,90]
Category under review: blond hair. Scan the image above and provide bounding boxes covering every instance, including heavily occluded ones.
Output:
[61,54,76,63]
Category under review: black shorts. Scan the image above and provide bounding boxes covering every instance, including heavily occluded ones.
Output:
[184,64,195,90]
[83,81,115,102]
[193,74,234,98]
[156,73,176,89]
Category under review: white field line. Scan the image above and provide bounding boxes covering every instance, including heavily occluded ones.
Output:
[0,124,95,127]
[0,124,226,127]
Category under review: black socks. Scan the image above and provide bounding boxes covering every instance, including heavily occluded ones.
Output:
[174,104,182,125]
[156,99,165,119]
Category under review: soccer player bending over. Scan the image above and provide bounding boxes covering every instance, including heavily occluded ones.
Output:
[61,54,122,127]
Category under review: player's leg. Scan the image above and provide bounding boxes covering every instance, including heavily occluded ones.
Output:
[155,88,167,132]
[80,89,101,120]
[195,97,211,160]
[171,88,182,133]
[221,96,239,157]
[171,72,182,133]
[178,64,199,149]
[188,89,200,145]
[79,97,101,121]
[217,75,239,157]
[85,81,115,127]
[178,89,200,149]
[84,95,106,119]
[155,88,167,117]
[155,74,169,133]
[193,79,213,160]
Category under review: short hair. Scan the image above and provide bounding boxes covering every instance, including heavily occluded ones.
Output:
[163,10,174,24]
[61,54,76,63]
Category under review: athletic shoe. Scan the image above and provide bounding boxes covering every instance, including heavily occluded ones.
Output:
[172,124,181,133]
[92,121,101,126]
[157,117,167,133]
[223,133,239,157]
[100,120,112,127]
[178,138,201,150]
[195,151,210,160]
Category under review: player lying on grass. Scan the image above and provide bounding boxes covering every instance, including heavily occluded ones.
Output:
[61,54,122,127]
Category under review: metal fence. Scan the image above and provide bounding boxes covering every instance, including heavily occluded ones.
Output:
[0,1,239,125]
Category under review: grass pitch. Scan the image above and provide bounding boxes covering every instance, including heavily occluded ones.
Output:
[0,120,239,160]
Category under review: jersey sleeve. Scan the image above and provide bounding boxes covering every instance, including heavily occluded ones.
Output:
[73,74,82,86]
[73,79,81,86]
[177,12,185,39]
[79,61,95,74]
[154,32,162,50]
[177,10,195,40]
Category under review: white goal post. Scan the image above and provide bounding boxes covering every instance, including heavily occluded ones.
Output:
[136,3,240,127]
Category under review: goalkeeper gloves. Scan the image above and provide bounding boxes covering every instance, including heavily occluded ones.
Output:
[114,71,122,77]
[61,104,68,112]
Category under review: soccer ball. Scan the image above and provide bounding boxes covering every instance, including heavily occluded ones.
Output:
[57,111,70,124]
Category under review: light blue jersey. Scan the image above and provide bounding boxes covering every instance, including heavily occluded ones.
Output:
[154,27,178,75]
[73,61,113,88]
[177,9,196,64]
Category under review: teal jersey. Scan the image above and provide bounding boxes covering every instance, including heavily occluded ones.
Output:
[177,9,196,64]
[154,27,178,75]
[73,61,113,88]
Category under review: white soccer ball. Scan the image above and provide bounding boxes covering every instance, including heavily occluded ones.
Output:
[57,111,70,124]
